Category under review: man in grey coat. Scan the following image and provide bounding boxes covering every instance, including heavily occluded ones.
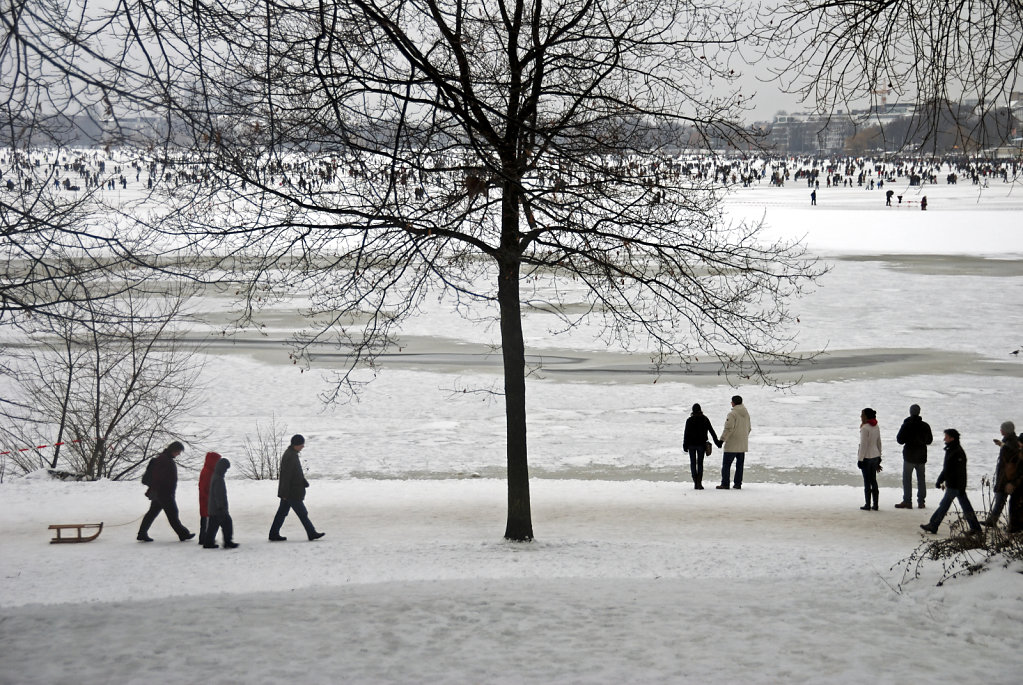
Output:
[268,434,325,542]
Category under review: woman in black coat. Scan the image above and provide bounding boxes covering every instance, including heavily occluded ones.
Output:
[683,404,720,490]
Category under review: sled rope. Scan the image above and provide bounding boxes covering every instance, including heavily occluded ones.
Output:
[1,439,83,456]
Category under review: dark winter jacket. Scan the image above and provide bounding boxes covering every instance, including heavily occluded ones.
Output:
[277,446,309,501]
[896,416,933,464]
[935,440,968,492]
[145,449,179,503]
[994,433,1022,494]
[207,458,231,517]
[683,413,719,451]
[198,451,221,517]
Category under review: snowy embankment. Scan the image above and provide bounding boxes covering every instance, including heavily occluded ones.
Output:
[2,478,1022,684]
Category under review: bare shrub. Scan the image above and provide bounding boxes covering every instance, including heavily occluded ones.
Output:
[238,415,288,481]
[894,481,1023,587]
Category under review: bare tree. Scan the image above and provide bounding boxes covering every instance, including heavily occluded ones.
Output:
[0,160,140,322]
[5,0,825,539]
[1,288,206,480]
[762,1,1023,152]
[2,2,172,337]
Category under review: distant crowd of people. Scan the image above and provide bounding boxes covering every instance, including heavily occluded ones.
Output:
[134,400,1021,546]
[3,148,1020,203]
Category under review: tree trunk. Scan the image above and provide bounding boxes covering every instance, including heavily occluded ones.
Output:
[498,191,533,542]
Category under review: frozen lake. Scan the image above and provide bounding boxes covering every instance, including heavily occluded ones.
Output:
[155,177,1023,488]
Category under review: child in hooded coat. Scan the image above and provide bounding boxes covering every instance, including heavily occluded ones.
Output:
[198,451,221,546]
[205,457,238,549]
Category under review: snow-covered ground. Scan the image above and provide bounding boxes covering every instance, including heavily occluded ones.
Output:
[2,175,1022,684]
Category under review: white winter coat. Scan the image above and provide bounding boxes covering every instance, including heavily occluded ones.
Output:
[721,405,751,453]
[858,422,883,462]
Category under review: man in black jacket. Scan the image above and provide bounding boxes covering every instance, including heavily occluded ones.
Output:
[268,434,325,542]
[895,404,933,509]
[137,441,195,542]
[920,429,982,535]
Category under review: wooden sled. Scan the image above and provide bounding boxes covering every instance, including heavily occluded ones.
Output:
[48,522,103,544]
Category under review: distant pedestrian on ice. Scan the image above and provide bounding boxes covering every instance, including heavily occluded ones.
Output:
[683,403,720,490]
[205,457,238,549]
[920,429,982,536]
[269,434,325,541]
[921,196,927,211]
[717,396,751,490]
[857,408,882,511]
[198,451,221,546]
[137,441,195,542]
[885,190,894,206]
[895,405,932,509]
[810,189,816,206]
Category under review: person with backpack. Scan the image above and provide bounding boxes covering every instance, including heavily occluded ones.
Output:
[137,441,195,542]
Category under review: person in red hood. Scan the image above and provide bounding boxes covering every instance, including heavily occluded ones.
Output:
[198,451,221,546]
[205,457,238,549]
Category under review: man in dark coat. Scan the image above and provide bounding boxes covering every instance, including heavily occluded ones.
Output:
[920,429,982,535]
[268,434,325,542]
[204,457,238,549]
[895,404,933,509]
[137,441,195,542]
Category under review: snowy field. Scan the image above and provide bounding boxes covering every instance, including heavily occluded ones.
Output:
[2,174,1023,683]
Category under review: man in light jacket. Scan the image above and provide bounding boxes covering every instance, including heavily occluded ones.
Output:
[717,396,752,490]
[268,434,325,542]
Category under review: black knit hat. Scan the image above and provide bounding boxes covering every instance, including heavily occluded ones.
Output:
[290,434,306,447]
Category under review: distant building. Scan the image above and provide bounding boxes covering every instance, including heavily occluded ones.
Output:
[758,110,857,155]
